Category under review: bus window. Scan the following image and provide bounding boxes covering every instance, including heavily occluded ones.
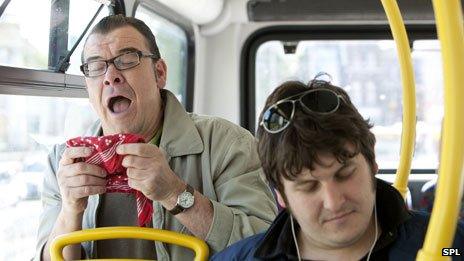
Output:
[0,94,97,260]
[411,39,443,169]
[0,0,51,70]
[0,1,109,259]
[0,0,109,73]
[135,4,188,105]
[67,0,111,75]
[254,39,443,171]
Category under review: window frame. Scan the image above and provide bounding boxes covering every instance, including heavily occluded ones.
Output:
[0,65,88,97]
[241,24,437,173]
[132,0,195,112]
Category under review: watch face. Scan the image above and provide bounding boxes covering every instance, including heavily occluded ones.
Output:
[178,192,194,208]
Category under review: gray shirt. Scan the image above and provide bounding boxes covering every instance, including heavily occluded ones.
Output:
[95,193,157,259]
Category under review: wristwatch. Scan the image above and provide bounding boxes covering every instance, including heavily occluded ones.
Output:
[168,184,195,215]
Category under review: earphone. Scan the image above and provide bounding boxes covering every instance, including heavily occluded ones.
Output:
[366,203,378,261]
[290,214,302,261]
[290,203,378,261]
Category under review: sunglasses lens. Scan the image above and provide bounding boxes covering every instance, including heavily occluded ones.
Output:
[262,101,294,132]
[301,89,340,113]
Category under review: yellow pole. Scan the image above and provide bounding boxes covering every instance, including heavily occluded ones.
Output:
[380,0,416,198]
[416,0,464,260]
[50,227,209,261]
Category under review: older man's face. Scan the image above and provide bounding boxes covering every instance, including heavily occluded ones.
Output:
[83,26,166,136]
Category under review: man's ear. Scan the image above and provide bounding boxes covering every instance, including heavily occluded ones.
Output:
[154,59,167,89]
[373,162,379,174]
[275,189,287,209]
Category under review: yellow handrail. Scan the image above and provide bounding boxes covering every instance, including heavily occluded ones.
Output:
[417,0,464,260]
[50,227,209,261]
[380,0,416,199]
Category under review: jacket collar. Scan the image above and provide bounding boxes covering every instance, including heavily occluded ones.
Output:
[254,210,298,260]
[85,89,204,158]
[254,178,411,260]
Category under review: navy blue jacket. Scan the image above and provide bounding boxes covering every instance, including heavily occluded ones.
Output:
[212,179,464,260]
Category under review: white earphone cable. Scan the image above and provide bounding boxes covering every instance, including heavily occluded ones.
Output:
[290,213,302,261]
[366,203,378,261]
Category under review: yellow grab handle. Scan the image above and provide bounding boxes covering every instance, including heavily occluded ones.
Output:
[50,226,209,261]
[416,0,464,260]
[380,0,416,198]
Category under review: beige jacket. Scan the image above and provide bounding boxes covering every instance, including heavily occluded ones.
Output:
[34,90,277,260]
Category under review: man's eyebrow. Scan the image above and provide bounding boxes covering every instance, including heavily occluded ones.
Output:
[335,160,355,174]
[85,55,104,63]
[295,179,316,187]
[84,47,141,63]
[117,47,140,54]
[294,170,317,185]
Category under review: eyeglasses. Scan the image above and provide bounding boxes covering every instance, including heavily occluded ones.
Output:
[260,88,345,134]
[80,51,159,77]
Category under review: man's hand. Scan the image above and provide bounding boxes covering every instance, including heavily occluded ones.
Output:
[116,143,184,204]
[117,143,214,239]
[58,147,107,215]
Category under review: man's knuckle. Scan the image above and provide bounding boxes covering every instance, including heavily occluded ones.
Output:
[143,146,151,155]
[126,156,134,166]
[135,146,144,155]
[127,168,134,176]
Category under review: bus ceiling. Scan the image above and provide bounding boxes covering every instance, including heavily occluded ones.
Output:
[247,0,464,23]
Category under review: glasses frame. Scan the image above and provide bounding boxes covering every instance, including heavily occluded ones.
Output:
[80,50,159,77]
[260,88,345,134]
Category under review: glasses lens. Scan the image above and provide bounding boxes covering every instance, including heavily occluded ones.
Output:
[300,89,340,113]
[262,101,294,132]
[115,52,140,70]
[86,61,107,77]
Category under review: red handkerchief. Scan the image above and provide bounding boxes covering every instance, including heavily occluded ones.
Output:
[66,133,153,227]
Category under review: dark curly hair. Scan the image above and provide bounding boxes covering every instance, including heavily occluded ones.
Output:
[256,78,377,194]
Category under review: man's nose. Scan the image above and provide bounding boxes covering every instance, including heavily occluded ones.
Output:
[322,182,346,211]
[103,63,125,86]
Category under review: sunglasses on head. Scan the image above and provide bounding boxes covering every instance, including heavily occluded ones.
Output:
[260,88,345,134]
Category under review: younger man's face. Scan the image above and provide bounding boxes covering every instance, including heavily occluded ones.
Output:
[277,146,377,249]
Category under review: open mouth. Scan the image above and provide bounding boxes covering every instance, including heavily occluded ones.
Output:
[108,95,132,114]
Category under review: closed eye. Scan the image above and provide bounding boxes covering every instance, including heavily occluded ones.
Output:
[296,181,319,193]
[336,167,356,181]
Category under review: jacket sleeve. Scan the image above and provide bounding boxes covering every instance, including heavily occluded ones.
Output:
[33,144,64,261]
[211,233,265,261]
[205,130,277,254]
